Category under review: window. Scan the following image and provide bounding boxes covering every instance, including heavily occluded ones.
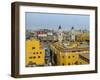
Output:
[68,56,70,58]
[72,50,76,52]
[29,57,32,59]
[73,56,75,58]
[62,63,64,65]
[33,52,35,54]
[33,62,36,65]
[40,52,42,54]
[33,56,36,58]
[75,61,78,65]
[80,62,82,64]
[62,56,64,58]
[38,56,40,58]
[68,63,70,65]
[32,47,35,49]
[78,50,81,52]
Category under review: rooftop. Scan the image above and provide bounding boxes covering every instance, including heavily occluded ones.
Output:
[52,42,89,53]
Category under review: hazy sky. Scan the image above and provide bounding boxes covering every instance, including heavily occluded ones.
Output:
[25,12,90,31]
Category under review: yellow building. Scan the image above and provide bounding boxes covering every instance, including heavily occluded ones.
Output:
[76,32,89,41]
[26,38,45,67]
[50,42,89,66]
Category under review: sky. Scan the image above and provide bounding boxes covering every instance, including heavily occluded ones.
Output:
[25,12,90,31]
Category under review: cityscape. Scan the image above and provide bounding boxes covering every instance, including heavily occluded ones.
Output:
[25,13,90,67]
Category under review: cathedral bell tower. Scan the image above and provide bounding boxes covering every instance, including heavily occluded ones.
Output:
[71,27,75,41]
[57,25,63,43]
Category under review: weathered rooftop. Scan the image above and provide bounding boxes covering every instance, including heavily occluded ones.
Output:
[52,42,89,53]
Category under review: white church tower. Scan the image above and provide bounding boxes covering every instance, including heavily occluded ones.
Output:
[58,25,63,43]
[71,27,75,41]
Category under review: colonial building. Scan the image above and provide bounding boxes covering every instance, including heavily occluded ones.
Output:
[50,42,89,66]
[26,38,45,67]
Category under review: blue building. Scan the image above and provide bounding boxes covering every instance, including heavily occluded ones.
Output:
[44,46,51,65]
